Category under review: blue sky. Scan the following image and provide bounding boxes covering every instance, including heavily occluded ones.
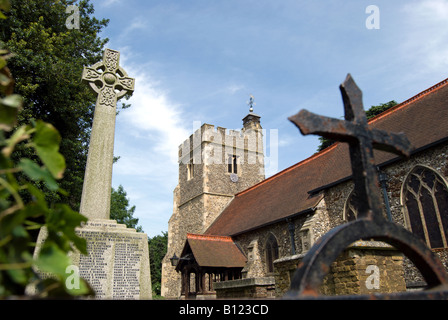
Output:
[87,0,448,237]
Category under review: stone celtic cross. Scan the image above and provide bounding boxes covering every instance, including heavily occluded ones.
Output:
[80,49,135,220]
[289,74,411,221]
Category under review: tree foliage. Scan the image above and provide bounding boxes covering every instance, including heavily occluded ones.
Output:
[0,2,91,297]
[109,186,168,298]
[110,185,142,232]
[316,100,398,152]
[148,232,167,297]
[365,100,398,119]
[0,0,109,209]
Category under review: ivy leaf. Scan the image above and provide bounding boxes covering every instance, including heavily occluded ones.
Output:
[6,268,27,285]
[24,183,49,217]
[19,158,59,191]
[12,225,28,238]
[34,243,71,277]
[0,94,22,132]
[34,243,92,296]
[0,0,11,12]
[32,121,65,179]
[0,207,27,235]
[47,204,88,255]
[0,71,11,89]
[64,269,92,296]
[0,58,6,70]
[2,124,29,157]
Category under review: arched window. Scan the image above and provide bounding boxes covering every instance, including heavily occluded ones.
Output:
[265,234,279,273]
[228,155,238,174]
[402,165,448,249]
[344,189,358,222]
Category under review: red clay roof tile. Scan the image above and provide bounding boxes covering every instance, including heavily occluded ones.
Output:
[180,233,247,268]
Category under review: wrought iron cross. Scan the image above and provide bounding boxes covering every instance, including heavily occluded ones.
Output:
[289,74,412,221]
[286,74,448,298]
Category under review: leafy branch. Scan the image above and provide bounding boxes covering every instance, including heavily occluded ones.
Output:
[0,1,92,299]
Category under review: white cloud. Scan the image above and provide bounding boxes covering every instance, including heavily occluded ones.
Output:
[226,84,245,95]
[401,0,448,73]
[109,54,191,236]
[101,0,120,7]
[408,0,448,19]
[118,63,190,165]
[118,17,150,41]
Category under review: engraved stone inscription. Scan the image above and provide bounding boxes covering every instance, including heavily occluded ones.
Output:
[77,228,145,299]
[112,240,143,299]
[78,231,111,298]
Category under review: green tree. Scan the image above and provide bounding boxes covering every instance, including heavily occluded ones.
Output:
[109,185,168,298]
[110,185,142,232]
[0,2,91,297]
[365,100,398,119]
[148,232,167,297]
[316,100,398,152]
[0,0,110,209]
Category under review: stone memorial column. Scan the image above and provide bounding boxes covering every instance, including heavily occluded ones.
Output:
[72,49,151,299]
[80,48,134,220]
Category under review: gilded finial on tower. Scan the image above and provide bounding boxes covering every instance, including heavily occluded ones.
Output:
[247,94,256,113]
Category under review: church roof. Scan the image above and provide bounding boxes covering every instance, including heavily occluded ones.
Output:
[177,234,247,270]
[205,77,448,236]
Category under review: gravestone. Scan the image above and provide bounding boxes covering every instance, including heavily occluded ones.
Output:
[33,49,152,299]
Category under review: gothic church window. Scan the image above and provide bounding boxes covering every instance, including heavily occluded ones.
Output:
[402,165,448,249]
[299,229,311,253]
[265,234,279,273]
[344,189,358,222]
[228,155,238,174]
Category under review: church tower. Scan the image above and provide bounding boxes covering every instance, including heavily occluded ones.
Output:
[161,99,265,298]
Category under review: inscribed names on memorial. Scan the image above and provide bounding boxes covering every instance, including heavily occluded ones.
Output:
[74,220,151,300]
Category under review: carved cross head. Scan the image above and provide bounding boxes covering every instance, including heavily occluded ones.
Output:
[82,49,135,108]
